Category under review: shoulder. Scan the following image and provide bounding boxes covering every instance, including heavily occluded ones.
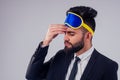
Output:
[93,49,118,69]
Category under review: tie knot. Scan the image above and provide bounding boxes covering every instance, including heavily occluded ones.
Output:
[75,56,80,62]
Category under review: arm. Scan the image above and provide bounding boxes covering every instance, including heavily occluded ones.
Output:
[26,24,67,80]
[26,42,50,79]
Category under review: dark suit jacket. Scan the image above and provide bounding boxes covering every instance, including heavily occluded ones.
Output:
[26,43,118,80]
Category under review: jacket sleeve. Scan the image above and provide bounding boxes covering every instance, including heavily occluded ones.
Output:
[25,42,51,80]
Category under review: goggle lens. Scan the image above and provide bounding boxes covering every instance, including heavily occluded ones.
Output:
[64,12,82,28]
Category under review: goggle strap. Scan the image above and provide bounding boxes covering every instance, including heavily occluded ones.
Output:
[82,23,94,35]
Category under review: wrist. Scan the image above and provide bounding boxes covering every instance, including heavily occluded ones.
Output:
[42,40,51,47]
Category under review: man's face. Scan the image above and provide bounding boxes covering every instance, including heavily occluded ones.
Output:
[64,27,85,53]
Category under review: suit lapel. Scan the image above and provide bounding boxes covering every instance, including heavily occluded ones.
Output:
[80,49,99,80]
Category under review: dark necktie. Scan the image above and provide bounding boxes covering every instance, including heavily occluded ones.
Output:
[69,56,80,80]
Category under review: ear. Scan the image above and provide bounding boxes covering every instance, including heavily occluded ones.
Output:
[85,32,92,41]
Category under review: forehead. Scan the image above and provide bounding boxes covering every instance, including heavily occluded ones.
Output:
[66,27,81,33]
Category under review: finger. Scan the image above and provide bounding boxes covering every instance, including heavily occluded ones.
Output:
[52,30,65,35]
[50,24,67,29]
[49,25,67,32]
[50,28,67,32]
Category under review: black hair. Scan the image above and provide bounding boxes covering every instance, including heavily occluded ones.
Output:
[66,6,97,32]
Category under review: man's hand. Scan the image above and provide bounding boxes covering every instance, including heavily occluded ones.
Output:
[43,24,67,46]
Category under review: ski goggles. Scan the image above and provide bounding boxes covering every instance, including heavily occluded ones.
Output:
[64,12,94,35]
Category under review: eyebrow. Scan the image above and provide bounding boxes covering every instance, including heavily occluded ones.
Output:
[66,31,75,34]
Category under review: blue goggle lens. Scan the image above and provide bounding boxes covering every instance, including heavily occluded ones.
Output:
[64,12,82,28]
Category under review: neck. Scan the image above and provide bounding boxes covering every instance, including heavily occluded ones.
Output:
[76,44,92,56]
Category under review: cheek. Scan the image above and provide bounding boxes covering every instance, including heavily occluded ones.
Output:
[70,36,83,44]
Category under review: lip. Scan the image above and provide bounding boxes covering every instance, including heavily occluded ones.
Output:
[64,41,71,47]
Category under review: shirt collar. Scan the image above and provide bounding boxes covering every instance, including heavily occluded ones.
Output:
[74,46,94,61]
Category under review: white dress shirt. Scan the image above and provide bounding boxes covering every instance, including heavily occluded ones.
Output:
[65,46,94,80]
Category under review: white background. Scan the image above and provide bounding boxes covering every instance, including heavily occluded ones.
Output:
[0,0,120,80]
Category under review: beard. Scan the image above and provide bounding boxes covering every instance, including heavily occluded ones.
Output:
[64,36,84,54]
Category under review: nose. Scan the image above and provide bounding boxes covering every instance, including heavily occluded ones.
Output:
[64,34,70,41]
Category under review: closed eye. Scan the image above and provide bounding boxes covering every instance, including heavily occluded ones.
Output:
[67,31,75,36]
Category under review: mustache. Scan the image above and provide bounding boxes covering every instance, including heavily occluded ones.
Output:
[64,41,73,46]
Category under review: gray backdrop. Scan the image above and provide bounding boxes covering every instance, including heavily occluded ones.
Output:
[0,0,120,80]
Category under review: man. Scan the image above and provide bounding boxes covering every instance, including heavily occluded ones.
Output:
[26,6,118,80]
